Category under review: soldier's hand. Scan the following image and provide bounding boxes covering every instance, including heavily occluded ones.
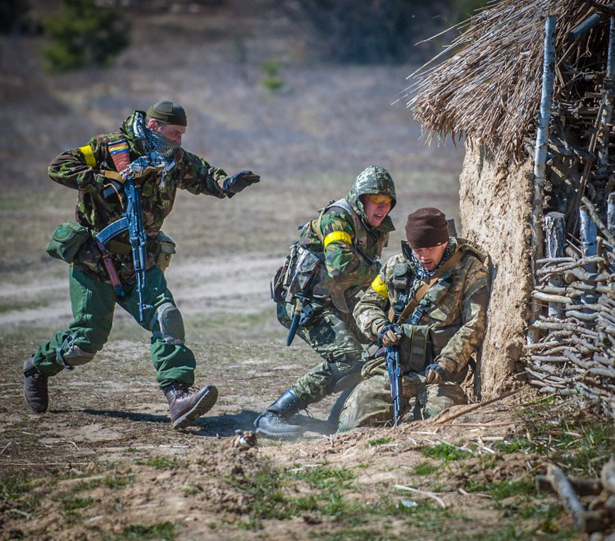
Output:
[377,322,402,347]
[425,363,448,385]
[223,170,260,198]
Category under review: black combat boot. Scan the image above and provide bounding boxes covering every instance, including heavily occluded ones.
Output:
[163,381,218,430]
[254,389,308,438]
[23,356,49,414]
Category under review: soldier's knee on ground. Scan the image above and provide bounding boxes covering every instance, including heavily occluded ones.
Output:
[418,383,467,419]
[151,302,185,345]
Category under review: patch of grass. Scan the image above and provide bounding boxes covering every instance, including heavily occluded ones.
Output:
[103,474,134,490]
[61,496,94,511]
[514,402,615,477]
[0,475,38,515]
[368,437,392,447]
[120,522,177,540]
[465,478,536,501]
[411,461,439,476]
[311,529,397,540]
[421,442,472,461]
[290,465,356,490]
[139,456,181,469]
[493,438,532,454]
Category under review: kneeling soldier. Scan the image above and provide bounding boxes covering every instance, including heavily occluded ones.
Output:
[337,207,490,429]
[255,166,396,438]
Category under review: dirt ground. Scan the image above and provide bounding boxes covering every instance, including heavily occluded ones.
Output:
[0,1,612,540]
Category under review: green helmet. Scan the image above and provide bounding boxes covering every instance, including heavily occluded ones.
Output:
[348,165,397,214]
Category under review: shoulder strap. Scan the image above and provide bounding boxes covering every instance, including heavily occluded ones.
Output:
[396,248,464,325]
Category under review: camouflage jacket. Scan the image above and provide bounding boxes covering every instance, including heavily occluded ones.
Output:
[353,239,490,376]
[297,193,394,311]
[48,111,228,281]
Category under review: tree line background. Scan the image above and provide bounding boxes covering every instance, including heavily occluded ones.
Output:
[2,0,487,72]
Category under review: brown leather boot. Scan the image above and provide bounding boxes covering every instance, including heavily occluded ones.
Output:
[23,356,48,414]
[163,381,218,429]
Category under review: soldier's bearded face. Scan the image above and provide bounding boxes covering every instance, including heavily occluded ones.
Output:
[363,194,392,227]
[412,243,448,271]
[147,119,186,145]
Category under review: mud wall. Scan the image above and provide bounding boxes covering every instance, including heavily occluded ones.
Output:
[458,143,534,398]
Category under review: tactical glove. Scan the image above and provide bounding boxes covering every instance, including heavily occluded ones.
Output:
[425,363,449,385]
[377,322,402,347]
[100,179,124,206]
[222,170,260,198]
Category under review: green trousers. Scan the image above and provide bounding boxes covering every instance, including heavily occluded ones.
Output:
[33,264,196,389]
[277,300,365,404]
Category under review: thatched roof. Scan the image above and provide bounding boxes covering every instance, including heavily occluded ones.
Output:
[407,0,611,161]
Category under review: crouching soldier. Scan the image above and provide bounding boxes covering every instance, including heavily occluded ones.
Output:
[23,100,260,429]
[255,166,396,438]
[337,207,490,430]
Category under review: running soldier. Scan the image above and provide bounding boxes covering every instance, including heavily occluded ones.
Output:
[337,207,490,429]
[255,165,396,438]
[23,100,260,429]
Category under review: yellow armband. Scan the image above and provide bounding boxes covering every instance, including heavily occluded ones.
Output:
[371,275,388,298]
[323,231,352,248]
[79,145,97,168]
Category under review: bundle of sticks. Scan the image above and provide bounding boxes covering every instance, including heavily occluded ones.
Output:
[537,457,615,534]
[526,253,615,418]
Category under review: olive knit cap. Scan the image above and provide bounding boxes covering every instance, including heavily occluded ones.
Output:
[405,207,449,249]
[146,100,187,126]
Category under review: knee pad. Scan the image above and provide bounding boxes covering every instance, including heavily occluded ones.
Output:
[152,302,185,345]
[57,342,96,368]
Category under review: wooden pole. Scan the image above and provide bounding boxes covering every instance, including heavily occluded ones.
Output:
[529,15,557,344]
[579,205,598,272]
[544,212,566,319]
[597,16,615,188]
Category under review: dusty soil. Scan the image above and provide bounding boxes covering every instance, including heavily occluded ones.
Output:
[0,1,606,540]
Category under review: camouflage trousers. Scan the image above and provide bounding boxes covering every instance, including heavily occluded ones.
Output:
[337,357,467,430]
[276,300,365,404]
[32,264,196,389]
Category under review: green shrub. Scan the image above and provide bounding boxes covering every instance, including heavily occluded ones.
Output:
[41,0,130,73]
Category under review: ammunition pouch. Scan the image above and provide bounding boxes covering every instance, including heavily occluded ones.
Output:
[270,243,322,303]
[152,231,176,271]
[399,323,462,374]
[45,221,90,264]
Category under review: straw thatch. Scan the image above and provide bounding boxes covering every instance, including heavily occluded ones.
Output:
[407,0,610,161]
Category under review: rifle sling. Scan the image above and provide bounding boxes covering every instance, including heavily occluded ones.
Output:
[395,249,463,325]
[102,170,124,182]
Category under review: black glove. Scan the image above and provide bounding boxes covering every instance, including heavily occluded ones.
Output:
[377,322,402,347]
[222,170,260,198]
[100,179,124,206]
[425,363,449,384]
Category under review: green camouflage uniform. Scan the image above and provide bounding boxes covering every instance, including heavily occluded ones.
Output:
[337,238,490,430]
[277,166,396,405]
[32,111,229,388]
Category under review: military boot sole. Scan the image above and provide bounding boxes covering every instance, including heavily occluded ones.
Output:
[172,386,218,430]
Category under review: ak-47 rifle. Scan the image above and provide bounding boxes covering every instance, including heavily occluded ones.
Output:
[95,154,154,325]
[95,113,177,325]
[379,323,403,427]
[386,344,402,427]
